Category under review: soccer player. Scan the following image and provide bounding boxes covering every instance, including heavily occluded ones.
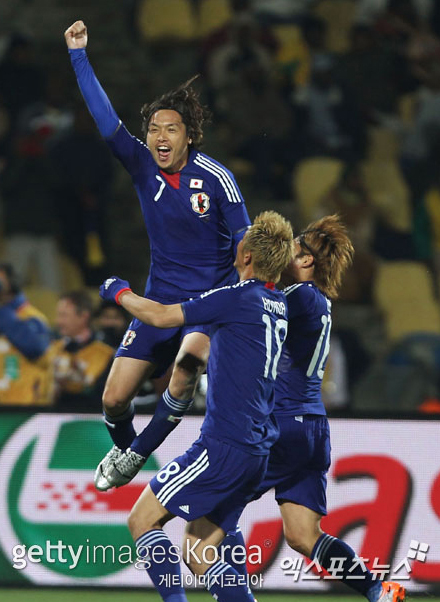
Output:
[99,211,293,602]
[64,21,251,487]
[224,215,405,602]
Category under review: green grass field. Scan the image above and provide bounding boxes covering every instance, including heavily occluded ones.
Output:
[2,589,440,602]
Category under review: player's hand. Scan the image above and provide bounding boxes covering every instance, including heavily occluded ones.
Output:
[99,277,132,305]
[64,20,88,49]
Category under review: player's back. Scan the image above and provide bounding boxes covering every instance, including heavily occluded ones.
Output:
[184,279,288,454]
[274,282,331,416]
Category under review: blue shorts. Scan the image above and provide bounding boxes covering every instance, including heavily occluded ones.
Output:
[256,414,331,516]
[150,435,268,533]
[115,318,211,377]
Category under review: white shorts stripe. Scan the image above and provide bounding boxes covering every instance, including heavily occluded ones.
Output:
[194,155,241,203]
[156,449,209,506]
[158,454,210,507]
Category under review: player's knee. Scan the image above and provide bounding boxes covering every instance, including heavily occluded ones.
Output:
[128,507,157,539]
[284,524,315,557]
[102,383,130,414]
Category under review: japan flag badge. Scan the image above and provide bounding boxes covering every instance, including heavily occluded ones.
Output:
[190,178,203,189]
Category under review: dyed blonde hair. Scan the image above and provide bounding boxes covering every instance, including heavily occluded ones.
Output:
[298,214,354,299]
[243,211,294,283]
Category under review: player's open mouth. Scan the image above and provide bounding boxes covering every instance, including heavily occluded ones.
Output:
[157,146,171,161]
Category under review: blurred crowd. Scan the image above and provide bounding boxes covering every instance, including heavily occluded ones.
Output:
[1,0,440,414]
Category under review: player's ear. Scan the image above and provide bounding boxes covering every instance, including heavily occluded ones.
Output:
[302,253,314,268]
[244,250,252,266]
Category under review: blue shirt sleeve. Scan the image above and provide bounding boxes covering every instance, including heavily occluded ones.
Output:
[181,285,239,326]
[0,308,51,360]
[69,48,120,138]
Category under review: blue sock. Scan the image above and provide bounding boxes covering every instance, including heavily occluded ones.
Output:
[204,560,254,602]
[136,530,187,602]
[130,389,193,458]
[219,528,248,577]
[312,533,382,601]
[104,402,136,450]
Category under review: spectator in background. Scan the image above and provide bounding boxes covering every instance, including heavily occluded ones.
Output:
[207,15,293,199]
[0,263,54,406]
[94,300,129,349]
[251,0,317,25]
[355,0,433,28]
[0,108,62,291]
[0,33,45,128]
[292,54,367,164]
[317,164,377,303]
[51,290,114,412]
[400,47,440,264]
[337,24,403,122]
[50,103,114,285]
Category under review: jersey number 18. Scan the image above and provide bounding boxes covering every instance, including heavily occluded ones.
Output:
[262,315,288,379]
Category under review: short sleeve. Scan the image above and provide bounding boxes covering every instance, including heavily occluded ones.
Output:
[182,286,239,326]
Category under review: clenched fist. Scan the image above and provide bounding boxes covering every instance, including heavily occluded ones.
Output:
[64,20,88,49]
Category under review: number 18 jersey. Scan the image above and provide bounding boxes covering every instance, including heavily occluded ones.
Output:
[182,279,288,454]
[274,282,331,417]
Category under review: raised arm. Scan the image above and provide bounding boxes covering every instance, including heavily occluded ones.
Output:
[99,277,184,328]
[64,21,120,138]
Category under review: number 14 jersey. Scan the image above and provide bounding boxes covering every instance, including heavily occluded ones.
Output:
[275,282,332,417]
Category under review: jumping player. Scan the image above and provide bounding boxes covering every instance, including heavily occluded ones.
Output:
[224,215,405,602]
[64,21,251,486]
[99,211,294,602]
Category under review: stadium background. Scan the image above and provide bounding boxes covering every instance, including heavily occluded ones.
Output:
[1,0,440,599]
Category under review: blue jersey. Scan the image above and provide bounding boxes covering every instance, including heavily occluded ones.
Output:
[182,280,288,454]
[274,282,331,416]
[70,49,250,303]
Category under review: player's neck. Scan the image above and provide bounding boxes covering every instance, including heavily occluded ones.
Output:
[238,265,255,281]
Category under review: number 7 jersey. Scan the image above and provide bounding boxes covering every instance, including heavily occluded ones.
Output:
[275,281,332,416]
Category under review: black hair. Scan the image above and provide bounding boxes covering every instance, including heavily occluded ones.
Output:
[59,290,94,316]
[140,75,211,148]
[0,263,21,295]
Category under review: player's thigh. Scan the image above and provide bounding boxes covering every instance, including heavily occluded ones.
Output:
[128,484,174,540]
[103,356,156,413]
[279,501,323,556]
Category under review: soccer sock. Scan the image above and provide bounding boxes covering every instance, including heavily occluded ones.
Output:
[136,529,187,602]
[204,560,255,602]
[130,389,193,458]
[103,402,136,450]
[219,528,248,576]
[311,533,382,601]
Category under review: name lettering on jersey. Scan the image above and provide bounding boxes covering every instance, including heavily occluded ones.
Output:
[190,192,210,215]
[200,279,255,299]
[262,297,286,317]
[190,178,203,189]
